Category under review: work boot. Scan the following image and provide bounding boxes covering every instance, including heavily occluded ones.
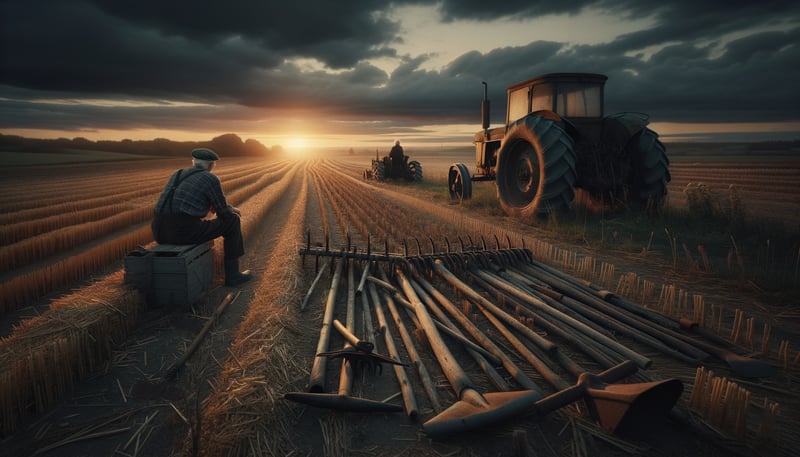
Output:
[224,258,252,286]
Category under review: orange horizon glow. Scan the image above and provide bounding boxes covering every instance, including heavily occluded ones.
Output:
[3,120,799,152]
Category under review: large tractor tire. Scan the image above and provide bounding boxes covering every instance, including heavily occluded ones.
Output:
[371,160,386,181]
[407,160,423,182]
[626,128,670,212]
[448,163,472,201]
[496,118,577,218]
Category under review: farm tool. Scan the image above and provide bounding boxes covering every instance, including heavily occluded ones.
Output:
[131,291,240,400]
[395,268,542,436]
[298,237,684,435]
[431,260,683,435]
[368,278,420,418]
[285,259,404,412]
[400,263,682,437]
[521,257,776,378]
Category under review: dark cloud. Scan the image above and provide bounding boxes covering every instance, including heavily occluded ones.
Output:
[0,0,798,140]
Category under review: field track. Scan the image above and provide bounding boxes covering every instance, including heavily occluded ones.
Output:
[1,155,798,457]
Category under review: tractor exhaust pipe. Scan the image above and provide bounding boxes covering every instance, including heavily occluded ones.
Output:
[481,81,490,130]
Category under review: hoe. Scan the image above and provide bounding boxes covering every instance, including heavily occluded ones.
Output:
[285,259,404,413]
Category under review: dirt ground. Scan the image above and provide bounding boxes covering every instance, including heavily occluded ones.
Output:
[2,153,797,457]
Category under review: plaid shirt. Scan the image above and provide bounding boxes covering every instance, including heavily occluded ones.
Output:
[155,167,231,217]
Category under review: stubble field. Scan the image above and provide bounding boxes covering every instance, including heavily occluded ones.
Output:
[1,145,798,457]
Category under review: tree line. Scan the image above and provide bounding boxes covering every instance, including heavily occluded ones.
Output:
[0,133,276,158]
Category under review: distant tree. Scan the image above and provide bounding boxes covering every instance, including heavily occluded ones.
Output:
[0,133,272,158]
[244,138,270,157]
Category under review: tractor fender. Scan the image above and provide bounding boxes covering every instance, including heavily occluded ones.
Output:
[515,110,580,141]
[603,112,651,145]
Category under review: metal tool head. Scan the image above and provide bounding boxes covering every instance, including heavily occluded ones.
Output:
[423,388,542,437]
[580,374,684,434]
[533,361,683,435]
[317,347,407,375]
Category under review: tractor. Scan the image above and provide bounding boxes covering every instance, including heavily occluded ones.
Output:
[364,149,423,182]
[448,73,670,217]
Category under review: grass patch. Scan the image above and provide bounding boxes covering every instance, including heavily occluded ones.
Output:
[380,174,799,297]
[536,196,800,296]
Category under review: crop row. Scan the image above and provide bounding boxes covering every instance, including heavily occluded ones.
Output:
[0,160,301,434]
[0,159,274,214]
[0,160,294,313]
[0,162,285,276]
[0,160,282,246]
[315,161,483,254]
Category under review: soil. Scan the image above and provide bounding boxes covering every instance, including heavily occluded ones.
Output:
[2,155,797,457]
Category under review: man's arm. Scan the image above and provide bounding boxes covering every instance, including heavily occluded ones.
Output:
[207,175,240,217]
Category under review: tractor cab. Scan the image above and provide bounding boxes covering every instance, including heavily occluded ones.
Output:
[473,74,607,181]
[507,73,606,124]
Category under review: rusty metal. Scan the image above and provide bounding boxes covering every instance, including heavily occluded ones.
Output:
[533,361,683,435]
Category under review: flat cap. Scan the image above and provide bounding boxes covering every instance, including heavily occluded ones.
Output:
[191,148,219,161]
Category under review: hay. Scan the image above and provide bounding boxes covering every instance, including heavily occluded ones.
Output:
[0,275,144,435]
[195,168,308,457]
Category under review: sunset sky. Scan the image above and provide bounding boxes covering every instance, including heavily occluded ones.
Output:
[1,1,798,150]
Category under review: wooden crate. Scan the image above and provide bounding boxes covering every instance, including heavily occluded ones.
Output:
[124,242,214,307]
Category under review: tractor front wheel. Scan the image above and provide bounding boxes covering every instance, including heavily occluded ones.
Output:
[448,163,472,202]
[496,118,576,218]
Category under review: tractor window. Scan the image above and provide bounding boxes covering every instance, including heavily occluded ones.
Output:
[507,87,529,123]
[531,84,554,113]
[556,84,602,117]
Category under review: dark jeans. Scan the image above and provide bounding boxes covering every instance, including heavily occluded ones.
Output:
[152,213,244,259]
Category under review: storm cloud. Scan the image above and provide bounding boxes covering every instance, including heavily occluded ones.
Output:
[1,0,798,140]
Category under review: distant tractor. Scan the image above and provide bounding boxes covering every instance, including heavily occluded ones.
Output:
[448,73,670,217]
[364,150,423,182]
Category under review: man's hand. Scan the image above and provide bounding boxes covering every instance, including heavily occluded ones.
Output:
[229,206,242,217]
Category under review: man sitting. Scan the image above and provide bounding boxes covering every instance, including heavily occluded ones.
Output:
[151,148,252,286]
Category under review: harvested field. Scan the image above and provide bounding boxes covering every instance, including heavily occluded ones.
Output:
[1,149,798,457]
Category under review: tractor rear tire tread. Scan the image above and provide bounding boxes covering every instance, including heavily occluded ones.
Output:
[496,117,577,218]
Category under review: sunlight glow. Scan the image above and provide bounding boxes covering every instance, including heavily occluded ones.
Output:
[288,137,308,150]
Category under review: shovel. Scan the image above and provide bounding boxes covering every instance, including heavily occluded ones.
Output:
[534,361,684,434]
[394,269,542,437]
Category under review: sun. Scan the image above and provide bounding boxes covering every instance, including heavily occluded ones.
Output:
[288,137,307,150]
